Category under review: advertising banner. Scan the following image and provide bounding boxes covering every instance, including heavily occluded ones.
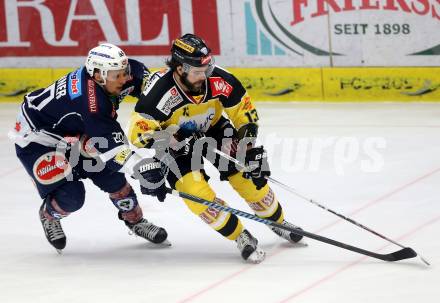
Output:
[1,0,439,67]
[0,0,220,67]
[249,0,440,66]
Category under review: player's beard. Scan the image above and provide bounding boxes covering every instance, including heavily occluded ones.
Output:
[180,73,206,95]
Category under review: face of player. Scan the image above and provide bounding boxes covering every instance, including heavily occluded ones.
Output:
[99,67,132,96]
[177,65,210,94]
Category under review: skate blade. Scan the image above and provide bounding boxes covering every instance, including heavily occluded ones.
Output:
[291,241,308,247]
[155,239,172,247]
[56,249,63,255]
[246,249,266,264]
[282,241,308,248]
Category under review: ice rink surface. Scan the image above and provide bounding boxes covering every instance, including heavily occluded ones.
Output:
[0,102,439,303]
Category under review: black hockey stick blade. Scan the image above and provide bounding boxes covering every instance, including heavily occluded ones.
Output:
[270,220,418,262]
[387,247,418,262]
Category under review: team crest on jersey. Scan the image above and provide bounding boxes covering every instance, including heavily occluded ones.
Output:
[156,86,183,115]
[209,77,233,98]
[178,107,215,133]
[33,152,72,185]
[68,67,83,99]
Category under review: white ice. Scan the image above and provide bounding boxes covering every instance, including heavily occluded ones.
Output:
[0,102,439,303]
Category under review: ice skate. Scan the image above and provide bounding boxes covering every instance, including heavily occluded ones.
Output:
[269,220,306,246]
[124,217,170,246]
[236,229,265,264]
[39,202,66,253]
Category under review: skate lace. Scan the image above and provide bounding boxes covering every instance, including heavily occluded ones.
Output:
[43,219,65,241]
[133,220,160,241]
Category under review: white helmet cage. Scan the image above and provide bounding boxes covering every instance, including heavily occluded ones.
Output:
[85,43,130,85]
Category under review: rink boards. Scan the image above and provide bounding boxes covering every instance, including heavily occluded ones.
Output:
[1,67,440,102]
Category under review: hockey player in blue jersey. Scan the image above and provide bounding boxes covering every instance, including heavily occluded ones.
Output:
[10,43,169,252]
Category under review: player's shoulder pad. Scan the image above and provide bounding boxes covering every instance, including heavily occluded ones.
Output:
[209,66,246,101]
[135,69,174,121]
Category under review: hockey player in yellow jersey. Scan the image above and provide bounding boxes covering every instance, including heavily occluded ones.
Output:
[128,33,303,263]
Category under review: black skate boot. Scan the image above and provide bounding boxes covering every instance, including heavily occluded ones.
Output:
[122,215,170,245]
[39,202,66,253]
[269,220,304,244]
[235,229,265,264]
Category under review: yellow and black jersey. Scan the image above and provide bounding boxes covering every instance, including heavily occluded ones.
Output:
[128,66,259,148]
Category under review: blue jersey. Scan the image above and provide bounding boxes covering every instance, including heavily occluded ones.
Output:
[11,59,149,172]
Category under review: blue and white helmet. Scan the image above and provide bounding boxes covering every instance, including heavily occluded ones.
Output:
[85,43,129,84]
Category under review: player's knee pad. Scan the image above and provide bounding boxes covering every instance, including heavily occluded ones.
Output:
[175,171,216,215]
[47,181,86,217]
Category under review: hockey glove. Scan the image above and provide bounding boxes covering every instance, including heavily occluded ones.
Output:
[136,158,167,202]
[243,146,270,190]
[171,131,205,158]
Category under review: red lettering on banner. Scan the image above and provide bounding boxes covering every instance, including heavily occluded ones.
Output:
[0,0,220,57]
[360,0,380,9]
[290,0,439,26]
[411,0,430,15]
[384,0,412,12]
[209,77,233,98]
[310,0,342,18]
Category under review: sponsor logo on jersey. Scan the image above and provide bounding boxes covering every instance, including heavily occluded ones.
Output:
[68,67,83,99]
[156,86,184,115]
[33,152,72,185]
[178,108,215,133]
[242,95,254,110]
[135,120,150,132]
[14,121,21,132]
[87,79,98,113]
[209,77,233,98]
[114,147,132,165]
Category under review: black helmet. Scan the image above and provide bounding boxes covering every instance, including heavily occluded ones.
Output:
[171,33,212,67]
